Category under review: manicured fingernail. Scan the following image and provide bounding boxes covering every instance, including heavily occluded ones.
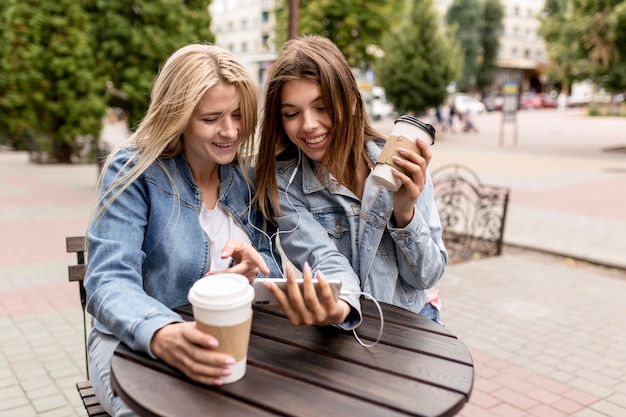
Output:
[214,378,223,386]
[221,368,232,376]
[208,339,218,348]
[397,147,407,153]
[224,357,236,366]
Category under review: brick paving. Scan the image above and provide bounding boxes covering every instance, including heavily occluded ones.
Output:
[1,108,625,416]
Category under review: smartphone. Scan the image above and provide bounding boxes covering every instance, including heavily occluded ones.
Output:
[252,277,342,307]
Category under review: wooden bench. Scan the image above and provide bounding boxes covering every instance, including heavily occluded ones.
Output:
[66,236,112,417]
[431,163,510,264]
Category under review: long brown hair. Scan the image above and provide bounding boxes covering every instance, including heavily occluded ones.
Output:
[255,35,382,220]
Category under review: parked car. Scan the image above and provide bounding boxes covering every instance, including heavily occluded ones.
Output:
[540,92,558,108]
[519,91,559,109]
[519,92,543,109]
[370,86,394,120]
[454,93,486,115]
[482,94,504,111]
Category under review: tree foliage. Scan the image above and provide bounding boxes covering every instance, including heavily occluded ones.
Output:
[84,0,214,129]
[445,0,483,93]
[0,0,106,162]
[540,0,626,92]
[274,0,403,69]
[0,0,213,162]
[477,0,504,92]
[375,0,462,114]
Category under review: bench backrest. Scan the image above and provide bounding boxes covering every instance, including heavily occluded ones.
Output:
[432,164,510,264]
[66,235,89,375]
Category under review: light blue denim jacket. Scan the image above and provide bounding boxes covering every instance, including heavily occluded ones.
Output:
[275,139,447,328]
[85,148,281,357]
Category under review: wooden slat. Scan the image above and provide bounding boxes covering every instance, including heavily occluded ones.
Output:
[68,264,87,282]
[353,319,473,365]
[76,380,93,390]
[246,336,465,417]
[66,236,86,253]
[250,311,474,395]
[75,380,111,417]
[111,356,278,417]
[361,299,456,338]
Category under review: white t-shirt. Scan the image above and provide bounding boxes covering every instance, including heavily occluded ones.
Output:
[200,203,251,271]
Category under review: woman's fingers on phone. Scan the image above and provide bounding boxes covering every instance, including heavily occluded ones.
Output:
[314,271,333,306]
[264,281,291,310]
[301,263,321,309]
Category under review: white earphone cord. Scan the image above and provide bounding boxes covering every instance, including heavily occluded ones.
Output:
[247,150,303,278]
[248,150,384,348]
[340,291,385,348]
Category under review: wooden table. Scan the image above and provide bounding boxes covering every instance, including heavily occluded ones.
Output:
[110,300,474,417]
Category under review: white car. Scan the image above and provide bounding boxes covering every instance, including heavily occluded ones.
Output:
[454,94,486,115]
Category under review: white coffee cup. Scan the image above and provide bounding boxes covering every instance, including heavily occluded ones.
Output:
[371,115,436,191]
[188,273,254,384]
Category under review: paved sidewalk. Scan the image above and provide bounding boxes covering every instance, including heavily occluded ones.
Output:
[1,108,625,416]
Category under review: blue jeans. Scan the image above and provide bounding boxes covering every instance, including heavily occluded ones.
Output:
[87,328,139,417]
[419,303,444,326]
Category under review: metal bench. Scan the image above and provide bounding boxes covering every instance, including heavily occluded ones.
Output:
[66,236,111,417]
[432,163,510,264]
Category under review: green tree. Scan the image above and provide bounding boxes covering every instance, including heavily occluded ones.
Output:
[85,0,214,129]
[375,0,462,114]
[274,0,404,69]
[445,0,483,93]
[0,0,107,162]
[0,0,214,162]
[477,0,504,93]
[540,0,626,93]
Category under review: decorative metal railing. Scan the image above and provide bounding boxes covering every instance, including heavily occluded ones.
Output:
[432,164,510,264]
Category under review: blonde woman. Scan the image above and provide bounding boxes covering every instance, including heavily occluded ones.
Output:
[85,44,280,416]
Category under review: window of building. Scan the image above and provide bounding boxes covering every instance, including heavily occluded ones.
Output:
[262,11,269,23]
[262,34,270,52]
[241,42,248,52]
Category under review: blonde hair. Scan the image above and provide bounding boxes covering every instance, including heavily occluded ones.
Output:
[255,35,382,220]
[93,43,258,221]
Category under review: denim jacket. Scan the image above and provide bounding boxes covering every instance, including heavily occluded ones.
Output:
[85,148,281,356]
[275,138,447,328]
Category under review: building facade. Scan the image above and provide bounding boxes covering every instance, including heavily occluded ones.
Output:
[209,0,277,88]
[211,0,550,95]
[436,0,549,95]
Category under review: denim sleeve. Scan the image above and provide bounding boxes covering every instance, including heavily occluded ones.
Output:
[274,168,363,330]
[388,170,448,289]
[85,150,183,357]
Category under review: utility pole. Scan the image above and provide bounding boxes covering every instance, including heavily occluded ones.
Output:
[288,0,299,39]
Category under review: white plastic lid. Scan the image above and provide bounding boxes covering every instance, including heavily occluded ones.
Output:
[188,274,254,310]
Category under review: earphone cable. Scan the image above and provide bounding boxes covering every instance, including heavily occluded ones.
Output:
[340,291,385,348]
